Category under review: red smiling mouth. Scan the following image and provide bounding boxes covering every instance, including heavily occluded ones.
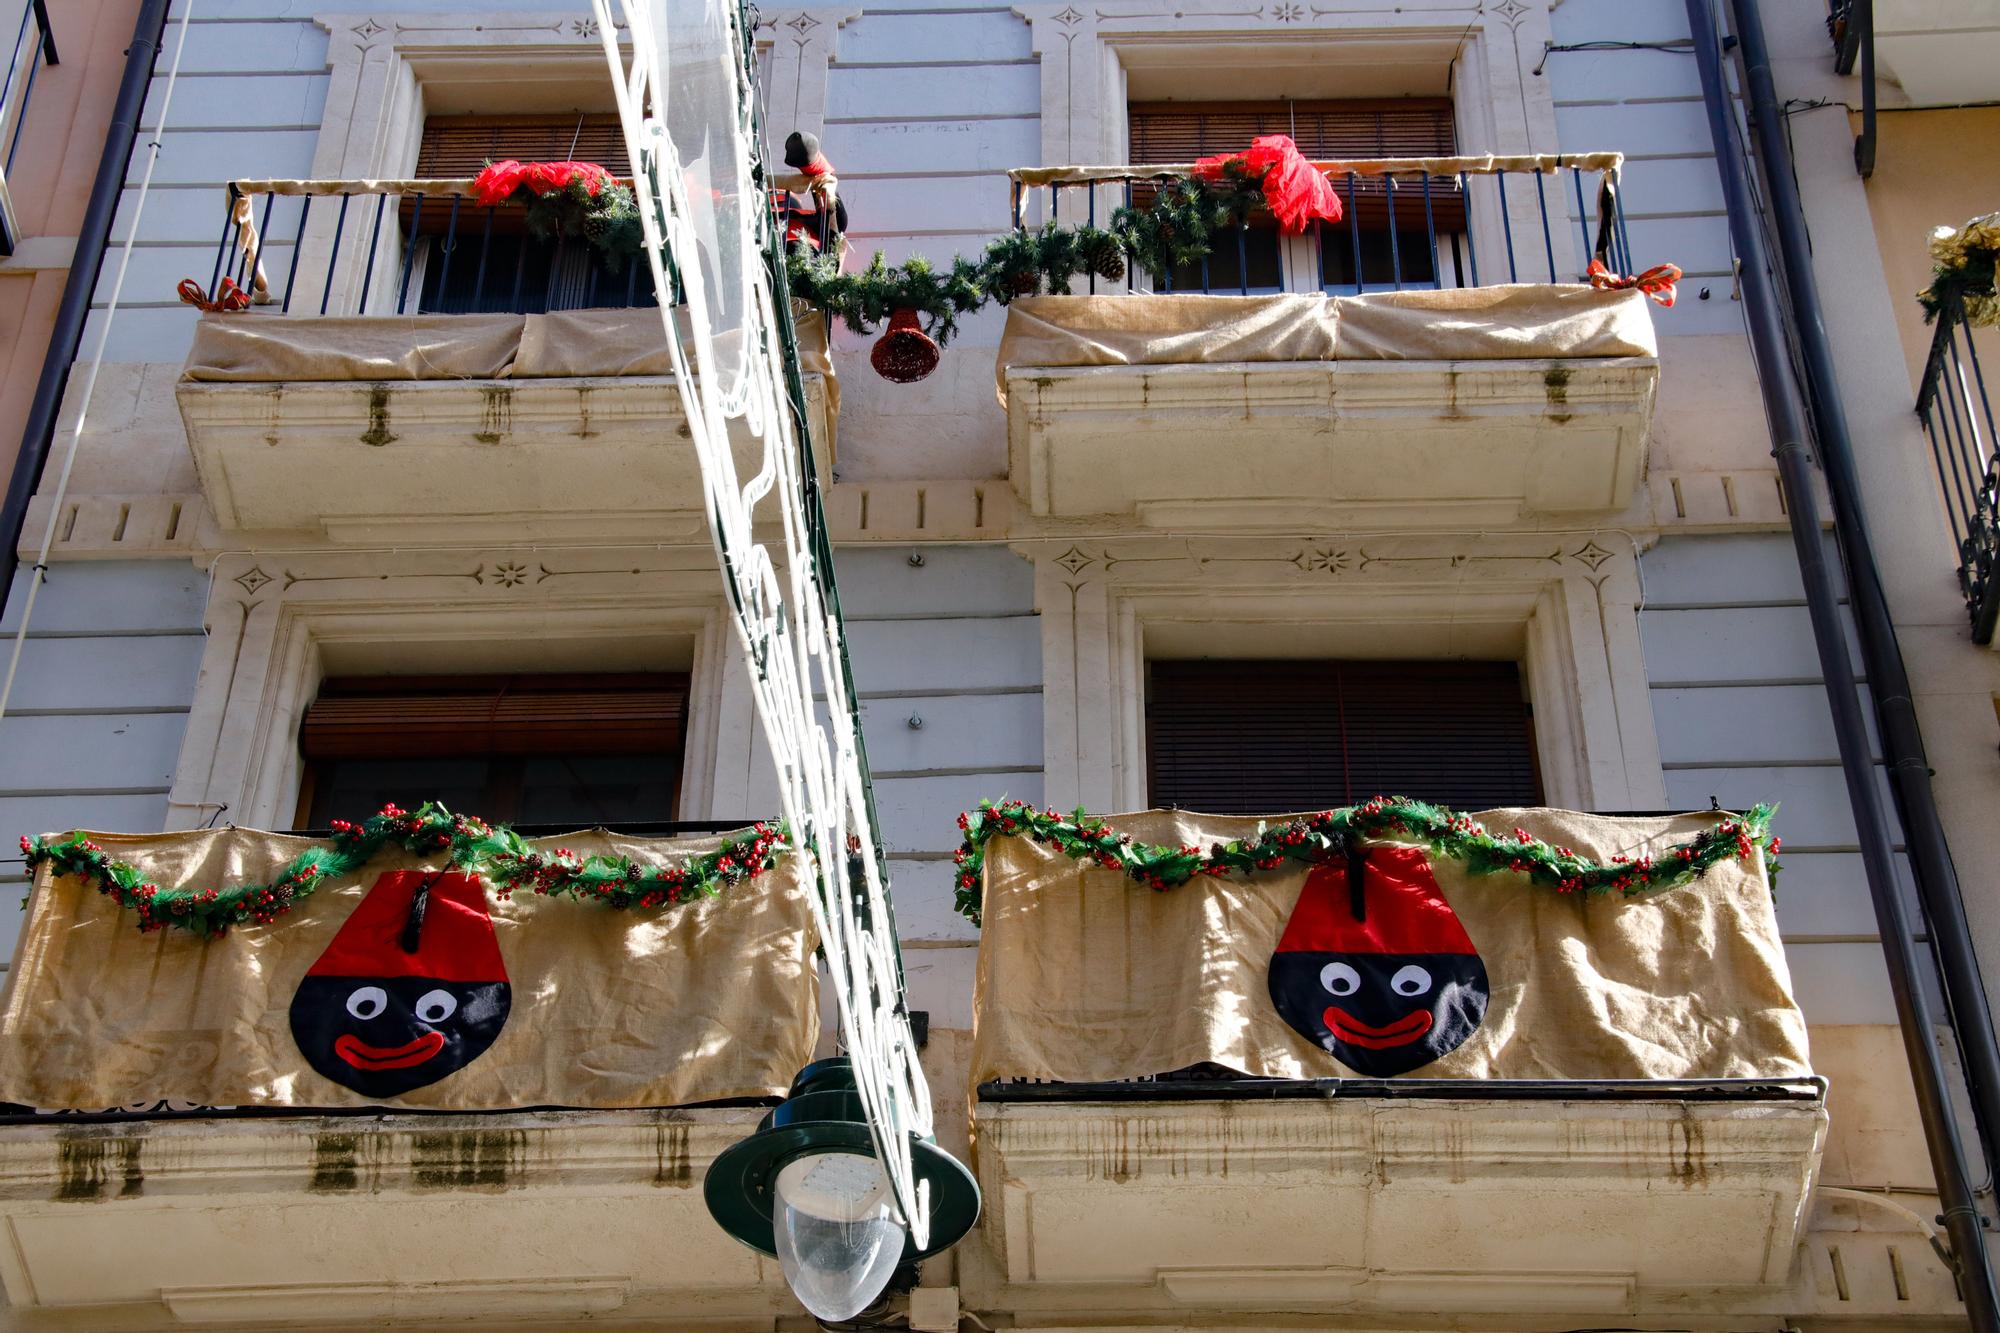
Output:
[1323,1007,1434,1049]
[334,1030,446,1070]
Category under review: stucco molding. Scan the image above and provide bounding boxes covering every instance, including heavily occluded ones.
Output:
[1011,0,1578,286]
[1019,528,1668,813]
[166,548,756,830]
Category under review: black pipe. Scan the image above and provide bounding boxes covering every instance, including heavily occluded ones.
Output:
[1685,1,2000,1322]
[0,0,168,622]
[1730,0,2000,1190]
[1852,0,1876,177]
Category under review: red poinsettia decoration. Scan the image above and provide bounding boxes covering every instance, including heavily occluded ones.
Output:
[1192,134,1343,234]
[472,159,617,207]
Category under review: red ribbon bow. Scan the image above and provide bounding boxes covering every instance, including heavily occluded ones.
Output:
[1192,134,1343,234]
[1588,258,1682,308]
[177,277,251,313]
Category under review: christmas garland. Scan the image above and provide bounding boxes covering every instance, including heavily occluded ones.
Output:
[950,796,1778,926]
[1919,212,2000,328]
[20,803,786,939]
[788,163,1268,346]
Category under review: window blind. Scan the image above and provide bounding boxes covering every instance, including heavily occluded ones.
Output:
[300,674,688,759]
[1145,659,1541,814]
[414,114,633,178]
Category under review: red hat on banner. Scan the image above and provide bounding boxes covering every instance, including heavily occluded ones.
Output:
[1274,845,1477,957]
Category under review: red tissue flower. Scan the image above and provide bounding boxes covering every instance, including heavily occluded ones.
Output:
[472,159,615,207]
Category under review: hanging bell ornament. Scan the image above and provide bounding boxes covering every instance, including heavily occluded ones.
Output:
[870,308,940,384]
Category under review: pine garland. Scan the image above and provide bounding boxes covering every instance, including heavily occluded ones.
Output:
[788,165,1267,346]
[950,796,1779,926]
[20,803,787,939]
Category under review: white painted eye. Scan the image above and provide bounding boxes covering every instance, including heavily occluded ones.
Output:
[1320,962,1360,996]
[414,989,457,1024]
[1391,964,1433,997]
[345,986,387,1020]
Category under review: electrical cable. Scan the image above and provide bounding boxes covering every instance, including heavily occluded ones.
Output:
[0,0,197,725]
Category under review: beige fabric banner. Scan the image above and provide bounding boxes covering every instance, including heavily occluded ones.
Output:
[993,287,1655,404]
[0,828,820,1111]
[970,808,1809,1087]
[182,308,838,417]
[1335,285,1657,361]
[993,293,1338,402]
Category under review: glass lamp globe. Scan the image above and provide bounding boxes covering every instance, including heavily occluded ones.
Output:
[772,1151,908,1321]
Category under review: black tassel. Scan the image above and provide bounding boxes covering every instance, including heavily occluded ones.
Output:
[401,873,438,955]
[1348,844,1369,923]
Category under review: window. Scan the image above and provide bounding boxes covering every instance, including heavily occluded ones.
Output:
[294,673,688,828]
[1126,99,1466,291]
[1145,659,1541,814]
[407,114,656,314]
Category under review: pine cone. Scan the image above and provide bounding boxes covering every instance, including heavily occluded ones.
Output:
[1007,270,1039,297]
[1091,248,1126,282]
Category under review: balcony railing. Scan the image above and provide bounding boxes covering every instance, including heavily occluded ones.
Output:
[0,0,56,255]
[204,178,674,317]
[1006,151,1633,296]
[1916,287,2000,642]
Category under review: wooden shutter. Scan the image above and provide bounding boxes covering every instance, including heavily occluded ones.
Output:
[300,674,688,759]
[1145,659,1541,814]
[414,114,633,178]
[1127,99,1464,232]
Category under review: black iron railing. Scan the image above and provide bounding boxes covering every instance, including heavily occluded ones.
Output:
[0,0,57,256]
[1918,288,2000,642]
[204,180,671,317]
[1007,152,1633,295]
[202,176,841,317]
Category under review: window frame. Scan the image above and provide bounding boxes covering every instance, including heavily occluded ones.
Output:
[1027,533,1666,816]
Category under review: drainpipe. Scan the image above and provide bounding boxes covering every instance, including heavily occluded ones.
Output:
[0,0,169,621]
[1728,0,2000,1194]
[1684,1,2000,1322]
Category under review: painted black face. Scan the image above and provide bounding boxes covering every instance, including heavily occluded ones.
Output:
[1269,950,1488,1077]
[289,976,510,1099]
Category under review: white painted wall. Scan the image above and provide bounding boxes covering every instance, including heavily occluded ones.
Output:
[9,0,1970,1087]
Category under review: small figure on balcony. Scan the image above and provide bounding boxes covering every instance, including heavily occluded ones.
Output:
[777,130,847,257]
[1267,845,1489,1077]
[289,870,512,1098]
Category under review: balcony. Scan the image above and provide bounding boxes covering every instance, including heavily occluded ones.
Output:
[0,1,55,254]
[173,180,835,540]
[1844,0,2000,105]
[1918,282,2000,642]
[999,155,1660,529]
[959,804,1831,1325]
[0,818,813,1326]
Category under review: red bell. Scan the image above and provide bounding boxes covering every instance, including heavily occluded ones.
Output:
[870,308,940,384]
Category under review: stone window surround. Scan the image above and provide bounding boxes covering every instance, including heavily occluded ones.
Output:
[1027,531,1669,815]
[1012,0,1587,288]
[302,10,850,313]
[164,552,772,831]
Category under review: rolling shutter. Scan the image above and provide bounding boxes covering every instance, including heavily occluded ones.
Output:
[1127,99,1464,232]
[414,114,633,178]
[300,674,688,759]
[1145,659,1541,814]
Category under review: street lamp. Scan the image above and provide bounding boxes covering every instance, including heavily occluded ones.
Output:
[705,1058,981,1321]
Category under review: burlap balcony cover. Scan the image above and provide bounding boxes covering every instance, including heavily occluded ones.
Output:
[0,827,820,1112]
[992,286,1657,405]
[970,807,1810,1087]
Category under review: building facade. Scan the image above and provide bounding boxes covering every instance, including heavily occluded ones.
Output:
[0,0,1993,1328]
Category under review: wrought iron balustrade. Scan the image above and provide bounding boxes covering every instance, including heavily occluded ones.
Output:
[202,179,674,317]
[1007,152,1635,296]
[1917,286,2000,642]
[0,0,56,255]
